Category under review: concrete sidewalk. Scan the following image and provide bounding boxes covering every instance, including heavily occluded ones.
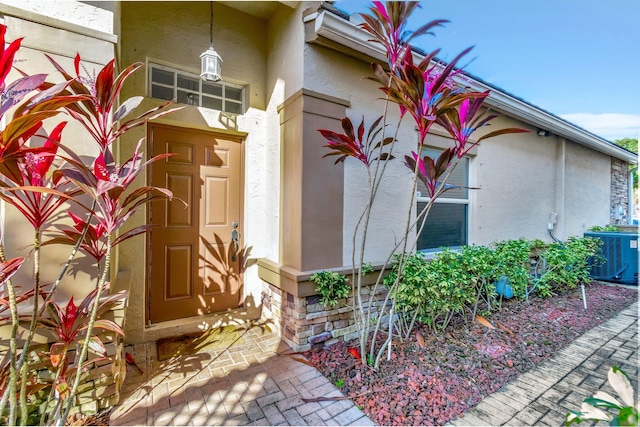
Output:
[109,321,374,426]
[449,303,639,426]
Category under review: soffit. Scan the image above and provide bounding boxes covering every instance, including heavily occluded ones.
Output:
[219,1,299,20]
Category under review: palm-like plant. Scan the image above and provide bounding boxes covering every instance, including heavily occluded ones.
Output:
[0,23,182,426]
[319,1,528,368]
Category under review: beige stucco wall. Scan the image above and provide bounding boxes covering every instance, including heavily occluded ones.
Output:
[473,116,557,244]
[115,2,302,342]
[1,9,115,302]
[303,37,616,264]
[303,43,417,265]
[0,0,113,34]
[564,140,611,234]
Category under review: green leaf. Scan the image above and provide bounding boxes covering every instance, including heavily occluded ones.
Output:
[583,397,622,410]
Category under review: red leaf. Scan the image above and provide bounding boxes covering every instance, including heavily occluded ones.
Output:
[497,322,514,335]
[63,297,77,332]
[476,314,495,329]
[416,331,426,348]
[348,347,361,360]
[125,351,143,374]
[93,152,110,181]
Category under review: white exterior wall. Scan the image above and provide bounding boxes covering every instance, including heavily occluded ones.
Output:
[266,3,306,263]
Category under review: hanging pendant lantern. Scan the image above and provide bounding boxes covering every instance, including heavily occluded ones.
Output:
[200,1,222,82]
[200,46,222,82]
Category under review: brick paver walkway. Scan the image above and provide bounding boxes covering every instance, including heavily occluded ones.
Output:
[109,321,374,426]
[111,301,637,426]
[449,303,639,426]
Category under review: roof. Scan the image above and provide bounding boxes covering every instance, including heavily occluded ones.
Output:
[305,4,637,164]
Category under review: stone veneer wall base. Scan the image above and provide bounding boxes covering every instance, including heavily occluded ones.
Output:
[261,281,390,351]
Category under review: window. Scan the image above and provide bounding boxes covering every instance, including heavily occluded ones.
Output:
[416,147,470,251]
[149,64,245,114]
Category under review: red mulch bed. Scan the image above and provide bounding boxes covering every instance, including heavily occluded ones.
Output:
[303,282,638,426]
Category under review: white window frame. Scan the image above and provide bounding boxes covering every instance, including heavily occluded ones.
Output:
[148,63,246,114]
[416,151,471,253]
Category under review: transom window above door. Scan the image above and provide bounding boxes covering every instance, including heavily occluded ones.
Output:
[148,63,246,114]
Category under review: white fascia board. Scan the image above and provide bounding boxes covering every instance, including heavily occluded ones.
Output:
[307,10,637,165]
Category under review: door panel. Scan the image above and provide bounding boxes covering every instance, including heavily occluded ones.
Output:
[148,124,243,323]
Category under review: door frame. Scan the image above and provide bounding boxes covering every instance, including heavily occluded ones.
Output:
[145,122,246,325]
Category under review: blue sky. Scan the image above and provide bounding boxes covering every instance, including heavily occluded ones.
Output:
[333,0,640,142]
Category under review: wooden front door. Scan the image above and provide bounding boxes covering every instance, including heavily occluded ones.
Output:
[148,124,244,323]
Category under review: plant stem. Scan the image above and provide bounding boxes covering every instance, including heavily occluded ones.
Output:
[17,229,40,425]
[58,234,111,426]
[0,239,14,422]
[39,202,96,316]
[4,276,19,426]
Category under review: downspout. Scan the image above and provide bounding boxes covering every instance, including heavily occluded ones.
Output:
[629,166,637,225]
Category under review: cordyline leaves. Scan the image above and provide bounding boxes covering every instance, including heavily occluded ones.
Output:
[0,74,47,118]
[42,212,108,262]
[0,21,184,426]
[0,257,24,285]
[348,347,362,361]
[376,46,476,144]
[476,314,496,329]
[0,25,22,91]
[319,116,393,166]
[359,1,448,70]
[39,54,182,150]
[437,90,529,156]
[40,287,126,348]
[57,140,180,236]
[405,148,460,198]
[0,123,89,229]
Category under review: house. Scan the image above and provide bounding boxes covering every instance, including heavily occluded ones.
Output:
[1,1,636,352]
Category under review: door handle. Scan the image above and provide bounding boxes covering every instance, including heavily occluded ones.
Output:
[231,221,239,261]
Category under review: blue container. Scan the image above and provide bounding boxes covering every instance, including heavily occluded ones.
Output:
[494,275,514,298]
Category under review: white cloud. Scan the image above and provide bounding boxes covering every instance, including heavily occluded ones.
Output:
[559,113,640,142]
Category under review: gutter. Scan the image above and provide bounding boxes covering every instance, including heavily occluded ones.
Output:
[304,9,637,165]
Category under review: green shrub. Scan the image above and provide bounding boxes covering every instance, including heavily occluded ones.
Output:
[309,270,351,308]
[491,239,531,298]
[458,244,500,314]
[535,236,602,297]
[386,251,475,331]
[385,237,602,333]
[385,253,430,318]
[589,224,620,232]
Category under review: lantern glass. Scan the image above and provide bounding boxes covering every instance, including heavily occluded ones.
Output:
[200,46,222,82]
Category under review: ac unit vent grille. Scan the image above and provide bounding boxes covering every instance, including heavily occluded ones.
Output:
[584,231,638,286]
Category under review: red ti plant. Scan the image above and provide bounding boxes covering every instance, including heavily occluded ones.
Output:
[436,90,528,157]
[318,1,527,368]
[37,288,126,421]
[0,22,181,426]
[360,1,447,71]
[45,212,108,263]
[319,116,393,166]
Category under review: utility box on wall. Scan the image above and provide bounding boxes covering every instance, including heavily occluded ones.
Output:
[584,231,639,286]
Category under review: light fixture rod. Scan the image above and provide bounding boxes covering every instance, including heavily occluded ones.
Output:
[209,1,213,46]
